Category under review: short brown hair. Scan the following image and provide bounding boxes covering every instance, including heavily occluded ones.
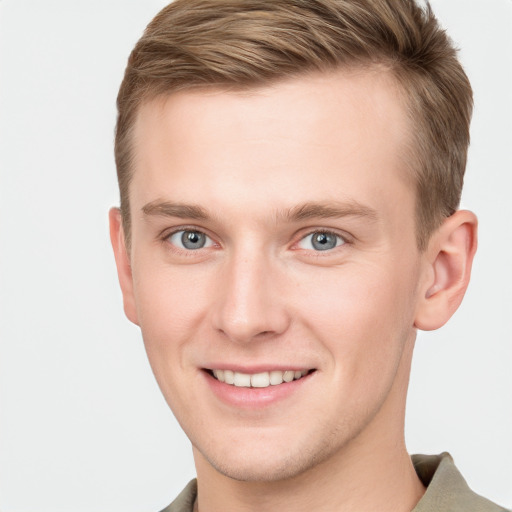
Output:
[115,0,473,250]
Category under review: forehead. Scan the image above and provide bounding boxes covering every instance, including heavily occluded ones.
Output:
[130,69,413,225]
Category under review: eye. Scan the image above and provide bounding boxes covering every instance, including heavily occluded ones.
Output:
[168,230,214,250]
[298,231,345,251]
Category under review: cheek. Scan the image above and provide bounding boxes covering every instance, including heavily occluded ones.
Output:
[130,262,216,421]
[131,261,213,363]
[296,261,418,371]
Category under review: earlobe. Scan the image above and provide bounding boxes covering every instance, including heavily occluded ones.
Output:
[109,207,139,325]
[414,210,478,331]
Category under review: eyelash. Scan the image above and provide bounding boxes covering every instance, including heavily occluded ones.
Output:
[295,229,348,253]
[162,226,216,253]
[161,227,350,254]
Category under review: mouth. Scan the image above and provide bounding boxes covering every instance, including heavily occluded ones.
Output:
[207,368,313,388]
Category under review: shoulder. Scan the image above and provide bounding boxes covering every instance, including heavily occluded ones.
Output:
[157,456,510,512]
[159,479,197,512]
[412,453,509,512]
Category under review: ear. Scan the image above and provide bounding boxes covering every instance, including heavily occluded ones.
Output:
[109,207,139,325]
[414,210,478,331]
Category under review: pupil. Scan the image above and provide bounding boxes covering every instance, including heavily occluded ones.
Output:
[313,232,336,251]
[182,231,205,249]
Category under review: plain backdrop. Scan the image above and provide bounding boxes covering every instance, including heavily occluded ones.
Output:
[0,1,511,511]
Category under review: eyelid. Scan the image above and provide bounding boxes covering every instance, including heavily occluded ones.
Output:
[293,228,351,252]
[158,225,351,252]
[171,230,214,249]
[161,225,218,250]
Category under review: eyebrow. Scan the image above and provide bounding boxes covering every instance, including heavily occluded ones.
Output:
[142,200,209,220]
[141,199,378,223]
[283,201,378,223]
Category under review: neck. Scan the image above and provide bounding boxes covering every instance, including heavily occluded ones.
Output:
[193,338,425,512]
[194,431,424,512]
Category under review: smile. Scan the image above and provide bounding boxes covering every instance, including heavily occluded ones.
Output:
[209,369,311,388]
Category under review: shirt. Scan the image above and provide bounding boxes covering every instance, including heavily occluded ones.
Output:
[160,452,508,512]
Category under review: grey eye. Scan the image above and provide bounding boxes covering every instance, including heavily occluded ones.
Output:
[169,230,213,250]
[298,231,344,251]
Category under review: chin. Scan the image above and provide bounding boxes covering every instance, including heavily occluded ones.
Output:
[195,433,336,483]
[207,454,312,482]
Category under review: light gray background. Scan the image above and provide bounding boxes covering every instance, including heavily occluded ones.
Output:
[0,1,511,511]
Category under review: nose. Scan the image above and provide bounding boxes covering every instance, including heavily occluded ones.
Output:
[211,249,291,343]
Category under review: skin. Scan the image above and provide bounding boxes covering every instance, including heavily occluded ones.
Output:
[110,69,477,512]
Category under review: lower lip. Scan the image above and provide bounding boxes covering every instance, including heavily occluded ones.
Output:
[203,371,313,409]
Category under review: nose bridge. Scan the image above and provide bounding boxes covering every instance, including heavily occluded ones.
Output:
[212,244,289,342]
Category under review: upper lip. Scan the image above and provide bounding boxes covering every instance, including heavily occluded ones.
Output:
[203,365,315,373]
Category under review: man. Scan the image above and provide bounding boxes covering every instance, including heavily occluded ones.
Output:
[109,1,507,511]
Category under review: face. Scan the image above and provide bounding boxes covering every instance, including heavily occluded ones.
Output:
[115,70,427,482]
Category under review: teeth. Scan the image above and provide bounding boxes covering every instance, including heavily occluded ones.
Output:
[251,372,270,388]
[283,370,294,382]
[233,372,251,387]
[269,370,284,385]
[213,369,225,382]
[211,369,310,388]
